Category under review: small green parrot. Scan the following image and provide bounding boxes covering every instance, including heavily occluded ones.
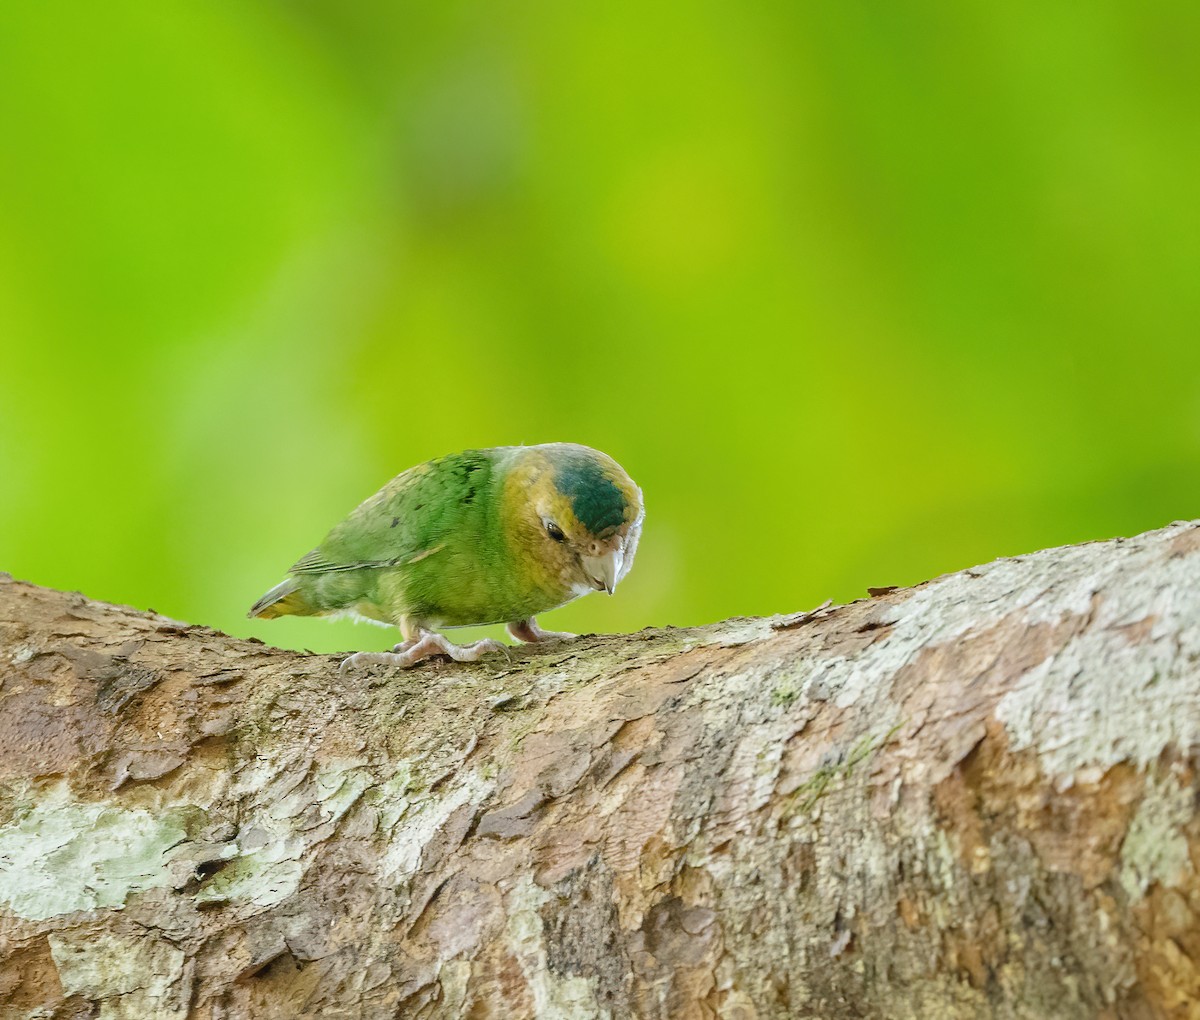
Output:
[248,443,643,670]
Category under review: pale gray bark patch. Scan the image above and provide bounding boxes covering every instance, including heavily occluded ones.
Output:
[0,783,190,920]
[49,929,191,1018]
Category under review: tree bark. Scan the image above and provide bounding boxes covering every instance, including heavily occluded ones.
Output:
[2,522,1200,1019]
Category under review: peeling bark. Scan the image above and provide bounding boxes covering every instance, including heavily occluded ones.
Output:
[3,522,1200,1018]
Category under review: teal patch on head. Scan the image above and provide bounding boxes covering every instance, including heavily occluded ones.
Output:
[554,458,627,534]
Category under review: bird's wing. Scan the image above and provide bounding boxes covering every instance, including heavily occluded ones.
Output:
[288,450,495,575]
[289,548,401,574]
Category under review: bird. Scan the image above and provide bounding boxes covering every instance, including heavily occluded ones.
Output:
[248,443,643,671]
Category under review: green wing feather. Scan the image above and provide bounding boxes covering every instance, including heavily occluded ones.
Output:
[293,450,496,574]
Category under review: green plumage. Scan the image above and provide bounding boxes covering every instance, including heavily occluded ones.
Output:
[248,445,643,642]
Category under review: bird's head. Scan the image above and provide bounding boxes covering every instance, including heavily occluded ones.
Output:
[505,444,643,598]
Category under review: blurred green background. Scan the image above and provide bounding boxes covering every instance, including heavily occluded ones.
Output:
[2,3,1198,654]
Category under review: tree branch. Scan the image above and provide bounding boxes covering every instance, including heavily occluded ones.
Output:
[3,521,1200,1018]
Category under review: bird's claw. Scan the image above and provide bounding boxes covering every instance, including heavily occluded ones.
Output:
[338,651,406,675]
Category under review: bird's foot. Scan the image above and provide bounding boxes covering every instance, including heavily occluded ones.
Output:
[339,632,508,673]
[507,618,576,643]
[419,632,510,664]
[339,651,404,674]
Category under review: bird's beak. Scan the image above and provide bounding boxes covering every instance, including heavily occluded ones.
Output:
[581,549,623,595]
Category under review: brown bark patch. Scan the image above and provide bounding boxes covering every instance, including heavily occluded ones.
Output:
[464,946,536,1019]
[0,665,110,781]
[542,854,628,1009]
[1131,819,1200,1019]
[934,720,1145,888]
[630,894,722,1018]
[1168,526,1200,558]
[0,937,66,1011]
[811,599,898,659]
[887,604,1096,789]
[1114,615,1157,646]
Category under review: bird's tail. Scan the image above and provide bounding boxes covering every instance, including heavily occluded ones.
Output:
[247,578,312,619]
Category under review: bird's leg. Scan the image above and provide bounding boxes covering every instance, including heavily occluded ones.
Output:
[340,629,507,673]
[507,617,576,643]
[386,616,420,655]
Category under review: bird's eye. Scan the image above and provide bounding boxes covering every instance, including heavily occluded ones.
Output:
[545,522,566,543]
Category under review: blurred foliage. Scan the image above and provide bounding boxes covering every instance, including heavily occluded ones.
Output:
[2,2,1198,654]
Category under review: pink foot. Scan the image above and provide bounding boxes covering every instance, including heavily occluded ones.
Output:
[507,618,576,643]
[339,632,507,672]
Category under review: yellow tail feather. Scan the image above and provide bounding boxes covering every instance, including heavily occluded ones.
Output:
[247,579,311,619]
